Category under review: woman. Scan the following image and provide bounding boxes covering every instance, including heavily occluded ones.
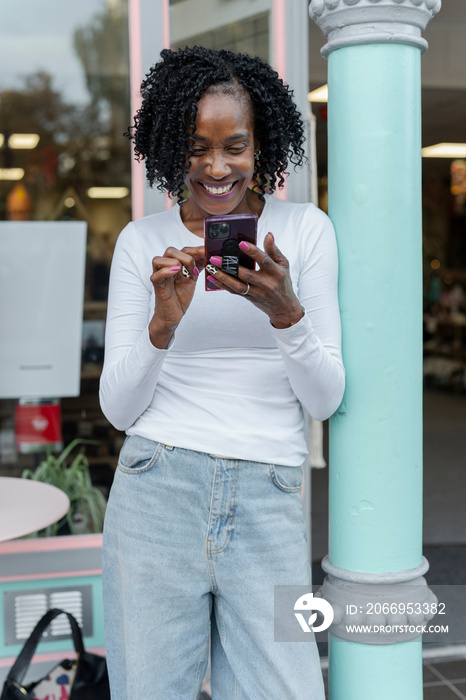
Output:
[100,46,344,700]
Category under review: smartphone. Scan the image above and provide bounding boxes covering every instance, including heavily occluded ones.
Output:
[204,213,258,291]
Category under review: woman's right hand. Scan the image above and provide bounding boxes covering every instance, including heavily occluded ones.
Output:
[149,245,204,348]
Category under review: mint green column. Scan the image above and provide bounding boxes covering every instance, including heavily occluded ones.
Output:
[328,41,423,700]
[328,42,423,574]
[309,1,441,699]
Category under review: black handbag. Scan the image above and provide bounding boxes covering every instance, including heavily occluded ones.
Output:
[1,608,110,700]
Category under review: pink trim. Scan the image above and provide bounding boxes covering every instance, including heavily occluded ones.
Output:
[273,0,286,79]
[0,648,106,668]
[163,0,171,210]
[0,534,102,556]
[162,0,170,51]
[272,0,287,201]
[129,0,145,220]
[0,569,102,585]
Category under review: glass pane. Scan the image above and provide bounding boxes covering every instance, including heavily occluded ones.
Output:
[0,0,131,302]
[0,2,131,487]
[170,1,270,62]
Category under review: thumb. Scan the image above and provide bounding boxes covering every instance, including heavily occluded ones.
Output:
[264,232,287,265]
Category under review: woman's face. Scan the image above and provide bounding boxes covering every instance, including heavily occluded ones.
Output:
[183,90,258,218]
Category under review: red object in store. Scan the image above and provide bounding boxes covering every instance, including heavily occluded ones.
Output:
[320,106,328,121]
[15,401,63,453]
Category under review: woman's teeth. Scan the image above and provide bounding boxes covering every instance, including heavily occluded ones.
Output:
[202,182,234,195]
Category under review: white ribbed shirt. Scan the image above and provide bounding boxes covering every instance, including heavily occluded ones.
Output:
[99,195,345,466]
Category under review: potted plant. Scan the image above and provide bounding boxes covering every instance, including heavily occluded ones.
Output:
[21,439,107,537]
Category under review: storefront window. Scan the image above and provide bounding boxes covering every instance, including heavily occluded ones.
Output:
[0,0,131,297]
[170,0,270,61]
[171,12,269,59]
[0,1,131,485]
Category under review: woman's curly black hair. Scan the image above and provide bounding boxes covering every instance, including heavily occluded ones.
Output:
[127,46,306,203]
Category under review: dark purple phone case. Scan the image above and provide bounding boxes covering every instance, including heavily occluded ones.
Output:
[204,213,258,291]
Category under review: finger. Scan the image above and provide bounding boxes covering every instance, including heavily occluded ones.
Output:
[206,265,251,297]
[206,274,222,289]
[164,247,200,274]
[181,245,205,273]
[239,235,288,271]
[209,254,242,279]
[150,266,182,285]
[152,256,188,272]
[182,245,205,260]
[263,232,288,265]
[181,264,200,280]
[238,239,276,272]
[154,252,199,279]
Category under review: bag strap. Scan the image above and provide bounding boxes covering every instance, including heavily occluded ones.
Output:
[6,608,85,686]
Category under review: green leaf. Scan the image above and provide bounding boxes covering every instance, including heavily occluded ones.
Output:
[19,439,106,536]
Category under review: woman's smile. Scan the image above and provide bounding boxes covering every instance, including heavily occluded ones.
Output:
[199,180,238,197]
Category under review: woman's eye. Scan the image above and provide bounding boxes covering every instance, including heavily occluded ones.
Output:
[192,149,206,156]
[228,146,246,154]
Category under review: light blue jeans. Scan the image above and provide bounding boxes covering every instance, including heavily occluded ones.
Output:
[102,436,325,700]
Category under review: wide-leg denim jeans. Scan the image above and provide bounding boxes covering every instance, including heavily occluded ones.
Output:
[103,435,325,700]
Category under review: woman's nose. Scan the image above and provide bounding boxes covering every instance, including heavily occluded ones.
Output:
[206,150,230,178]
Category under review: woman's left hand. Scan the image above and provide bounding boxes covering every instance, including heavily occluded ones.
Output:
[206,232,304,329]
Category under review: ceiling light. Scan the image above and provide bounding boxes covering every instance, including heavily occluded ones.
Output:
[422,143,466,158]
[8,134,40,149]
[307,85,328,103]
[0,134,4,148]
[0,168,25,181]
[87,187,130,199]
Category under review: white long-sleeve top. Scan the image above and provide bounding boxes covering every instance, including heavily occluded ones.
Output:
[99,194,345,466]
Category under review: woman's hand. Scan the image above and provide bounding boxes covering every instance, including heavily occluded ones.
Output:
[205,233,303,329]
[149,245,204,347]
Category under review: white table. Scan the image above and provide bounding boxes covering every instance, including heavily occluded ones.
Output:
[0,477,70,542]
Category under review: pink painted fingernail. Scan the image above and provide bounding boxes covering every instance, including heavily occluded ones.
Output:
[171,265,181,271]
[210,256,222,266]
[193,266,200,277]
[269,232,274,242]
[207,275,218,284]
[239,241,250,251]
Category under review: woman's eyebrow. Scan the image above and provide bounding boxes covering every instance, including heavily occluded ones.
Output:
[226,132,251,142]
[192,132,251,143]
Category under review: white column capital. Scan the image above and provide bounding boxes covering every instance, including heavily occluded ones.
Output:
[309,0,441,57]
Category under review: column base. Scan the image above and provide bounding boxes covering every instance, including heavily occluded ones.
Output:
[316,555,438,644]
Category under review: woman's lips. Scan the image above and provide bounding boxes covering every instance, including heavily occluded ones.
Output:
[199,180,238,198]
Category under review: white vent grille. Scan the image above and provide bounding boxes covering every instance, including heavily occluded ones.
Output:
[4,585,93,646]
[15,594,48,640]
[50,591,83,636]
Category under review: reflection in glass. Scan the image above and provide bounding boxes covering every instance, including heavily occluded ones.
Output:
[0,1,132,481]
[0,0,131,303]
[170,1,269,62]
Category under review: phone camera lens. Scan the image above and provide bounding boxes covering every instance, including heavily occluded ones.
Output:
[220,224,229,234]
